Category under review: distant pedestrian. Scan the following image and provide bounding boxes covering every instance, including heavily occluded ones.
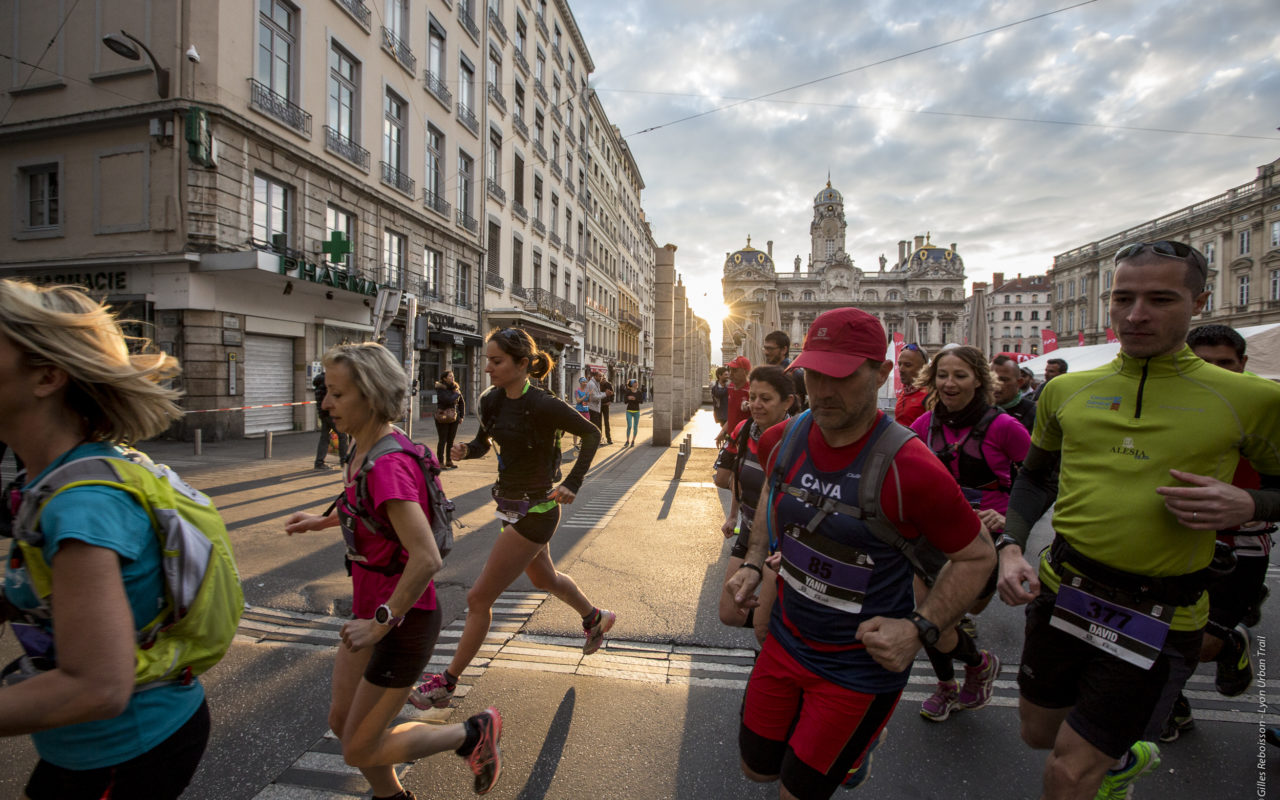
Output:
[717,356,751,447]
[286,343,502,798]
[433,371,465,470]
[711,368,730,426]
[314,369,349,469]
[411,329,613,712]
[1029,357,1067,402]
[623,378,642,446]
[585,371,605,443]
[599,375,615,445]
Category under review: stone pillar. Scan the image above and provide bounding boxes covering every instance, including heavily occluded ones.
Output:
[652,244,677,446]
[673,278,688,425]
[685,301,696,420]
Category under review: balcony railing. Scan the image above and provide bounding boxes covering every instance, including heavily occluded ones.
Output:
[423,188,451,218]
[621,310,642,330]
[487,82,507,114]
[248,79,311,135]
[424,70,452,108]
[380,161,415,196]
[564,242,574,259]
[565,128,576,147]
[532,139,547,162]
[512,114,529,140]
[531,218,546,235]
[486,178,506,203]
[488,8,507,40]
[550,162,562,180]
[485,270,504,290]
[323,126,370,170]
[332,0,371,30]
[535,12,548,38]
[459,5,480,40]
[526,287,583,324]
[551,46,563,68]
[550,106,563,127]
[514,50,530,76]
[563,172,574,192]
[457,209,479,233]
[534,79,548,103]
[511,284,528,299]
[457,102,479,136]
[577,190,589,207]
[576,253,587,268]
[512,200,528,221]
[549,230,561,248]
[381,27,417,72]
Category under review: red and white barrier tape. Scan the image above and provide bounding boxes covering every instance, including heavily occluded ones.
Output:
[184,400,317,414]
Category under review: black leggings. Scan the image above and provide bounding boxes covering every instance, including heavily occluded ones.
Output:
[435,419,460,463]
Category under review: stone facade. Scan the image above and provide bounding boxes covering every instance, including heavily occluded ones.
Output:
[986,273,1053,356]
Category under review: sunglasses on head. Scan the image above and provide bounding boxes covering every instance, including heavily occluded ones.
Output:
[902,343,922,353]
[1113,241,1207,277]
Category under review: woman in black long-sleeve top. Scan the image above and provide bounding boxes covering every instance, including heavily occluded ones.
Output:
[433,371,465,468]
[410,328,615,711]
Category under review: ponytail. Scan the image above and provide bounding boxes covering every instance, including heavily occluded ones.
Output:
[530,351,554,380]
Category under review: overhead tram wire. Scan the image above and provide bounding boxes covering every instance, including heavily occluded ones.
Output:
[0,0,85,126]
[620,0,1103,139]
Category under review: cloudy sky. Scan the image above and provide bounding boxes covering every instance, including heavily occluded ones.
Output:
[570,0,1280,333]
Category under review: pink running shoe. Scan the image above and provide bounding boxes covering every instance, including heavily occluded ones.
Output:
[463,707,502,795]
[583,609,616,655]
[408,673,456,710]
[920,679,960,721]
[957,651,1001,710]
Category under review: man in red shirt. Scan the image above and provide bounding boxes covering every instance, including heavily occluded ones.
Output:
[727,308,994,798]
[718,356,752,447]
[893,343,928,427]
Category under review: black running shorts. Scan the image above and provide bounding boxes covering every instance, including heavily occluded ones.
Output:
[1017,586,1203,759]
[363,607,443,688]
[511,504,561,545]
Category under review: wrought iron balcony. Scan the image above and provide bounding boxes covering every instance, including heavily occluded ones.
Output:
[565,128,576,147]
[577,190,589,207]
[532,139,547,162]
[511,284,528,299]
[485,270,504,290]
[531,218,546,235]
[424,70,452,108]
[549,230,561,248]
[514,50,530,76]
[488,8,507,40]
[459,5,480,40]
[551,47,563,68]
[380,161,415,196]
[576,253,587,268]
[550,106,563,127]
[535,12,548,39]
[512,200,528,221]
[486,178,506,203]
[423,188,451,218]
[324,126,369,170]
[457,102,479,136]
[621,310,643,330]
[457,209,479,233]
[381,27,417,72]
[564,242,574,259]
[487,81,507,114]
[534,79,548,104]
[248,79,311,135]
[550,161,562,180]
[526,287,583,325]
[332,0,371,30]
[512,114,529,140]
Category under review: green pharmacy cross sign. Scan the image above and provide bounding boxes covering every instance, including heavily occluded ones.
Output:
[275,230,378,297]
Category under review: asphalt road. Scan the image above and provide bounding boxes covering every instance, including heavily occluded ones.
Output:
[1,407,1277,799]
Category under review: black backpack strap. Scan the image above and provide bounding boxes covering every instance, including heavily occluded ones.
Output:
[730,420,754,505]
[764,411,812,551]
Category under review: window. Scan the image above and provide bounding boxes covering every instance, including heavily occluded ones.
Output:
[940,321,954,342]
[1015,326,1023,337]
[1004,295,1010,304]
[511,236,523,287]
[534,110,545,145]
[426,125,445,204]
[324,205,353,267]
[1240,229,1251,256]
[1031,325,1039,336]
[512,152,525,206]
[551,133,560,163]
[534,252,543,290]
[487,128,502,186]
[459,57,476,113]
[385,0,407,40]
[21,163,60,231]
[1239,274,1250,307]
[1067,309,1075,331]
[253,173,291,246]
[428,19,446,85]
[383,89,406,172]
[535,48,545,84]
[1003,326,1011,337]
[533,175,543,220]
[257,0,296,99]
[383,229,405,287]
[1031,294,1038,303]
[552,77,561,106]
[487,47,502,99]
[457,262,472,307]
[802,291,815,302]
[1204,241,1216,267]
[1271,269,1280,301]
[515,14,527,55]
[1068,279,1075,299]
[424,247,442,298]
[825,239,835,258]
[550,194,559,235]
[1031,310,1040,320]
[1205,286,1214,313]
[1016,295,1022,304]
[1272,222,1280,248]
[458,151,474,218]
[917,321,929,343]
[549,263,557,297]
[328,44,359,141]
[1003,311,1011,321]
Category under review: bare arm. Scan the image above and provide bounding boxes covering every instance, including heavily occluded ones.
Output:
[0,541,135,735]
[713,466,733,491]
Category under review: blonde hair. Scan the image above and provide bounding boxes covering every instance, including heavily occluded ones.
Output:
[323,342,406,422]
[0,279,182,443]
[916,345,995,410]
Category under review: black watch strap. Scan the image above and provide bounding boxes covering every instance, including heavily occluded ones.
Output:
[910,612,940,647]
[995,534,1020,552]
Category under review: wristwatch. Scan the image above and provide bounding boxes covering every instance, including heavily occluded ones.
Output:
[909,612,940,647]
[373,603,405,627]
[995,534,1020,553]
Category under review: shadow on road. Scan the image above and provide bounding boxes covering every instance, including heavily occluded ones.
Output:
[514,688,577,800]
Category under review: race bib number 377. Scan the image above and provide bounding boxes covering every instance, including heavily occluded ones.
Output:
[1049,574,1172,670]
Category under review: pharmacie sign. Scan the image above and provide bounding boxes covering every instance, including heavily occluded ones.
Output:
[275,232,379,297]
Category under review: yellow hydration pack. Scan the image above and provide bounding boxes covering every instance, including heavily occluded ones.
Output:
[11,450,244,689]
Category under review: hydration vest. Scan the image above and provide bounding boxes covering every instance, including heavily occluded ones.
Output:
[478,385,563,487]
[925,406,1014,494]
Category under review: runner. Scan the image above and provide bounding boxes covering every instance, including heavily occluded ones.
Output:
[411,328,613,711]
[285,342,501,799]
[907,346,1029,722]
[990,354,1036,432]
[727,308,995,799]
[622,378,642,447]
[718,356,752,447]
[894,343,929,426]
[712,366,795,643]
[0,279,212,800]
[997,241,1280,799]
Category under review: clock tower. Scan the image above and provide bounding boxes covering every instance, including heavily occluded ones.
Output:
[810,178,847,272]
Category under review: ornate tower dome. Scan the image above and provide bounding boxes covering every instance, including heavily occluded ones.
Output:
[814,178,843,208]
[723,235,775,275]
[905,232,965,275]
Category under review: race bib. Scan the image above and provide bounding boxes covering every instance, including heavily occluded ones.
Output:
[1050,572,1172,670]
[778,523,874,614]
[493,496,531,525]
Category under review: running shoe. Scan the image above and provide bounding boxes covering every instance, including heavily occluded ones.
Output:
[920,679,960,722]
[1094,741,1160,800]
[583,609,616,655]
[1159,692,1194,743]
[841,730,885,789]
[957,651,1001,710]
[408,673,456,710]
[1215,624,1253,697]
[463,707,502,795]
[958,615,978,640]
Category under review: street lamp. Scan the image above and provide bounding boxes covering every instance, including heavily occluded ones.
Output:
[103,30,170,99]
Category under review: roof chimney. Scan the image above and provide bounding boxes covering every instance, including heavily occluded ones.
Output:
[767,240,773,258]
[950,242,957,253]
[914,235,924,250]
[992,272,1004,290]
[898,240,908,263]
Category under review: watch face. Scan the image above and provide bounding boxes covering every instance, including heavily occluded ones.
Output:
[374,605,390,624]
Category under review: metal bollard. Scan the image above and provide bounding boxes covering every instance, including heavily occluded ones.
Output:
[263,430,273,459]
[194,429,203,456]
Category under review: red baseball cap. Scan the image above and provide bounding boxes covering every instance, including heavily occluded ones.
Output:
[727,356,751,370]
[790,308,887,378]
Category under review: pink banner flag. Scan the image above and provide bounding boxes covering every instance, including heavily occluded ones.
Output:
[892,331,905,393]
[1042,329,1058,353]
[1078,331,1085,346]
[1106,327,1118,343]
